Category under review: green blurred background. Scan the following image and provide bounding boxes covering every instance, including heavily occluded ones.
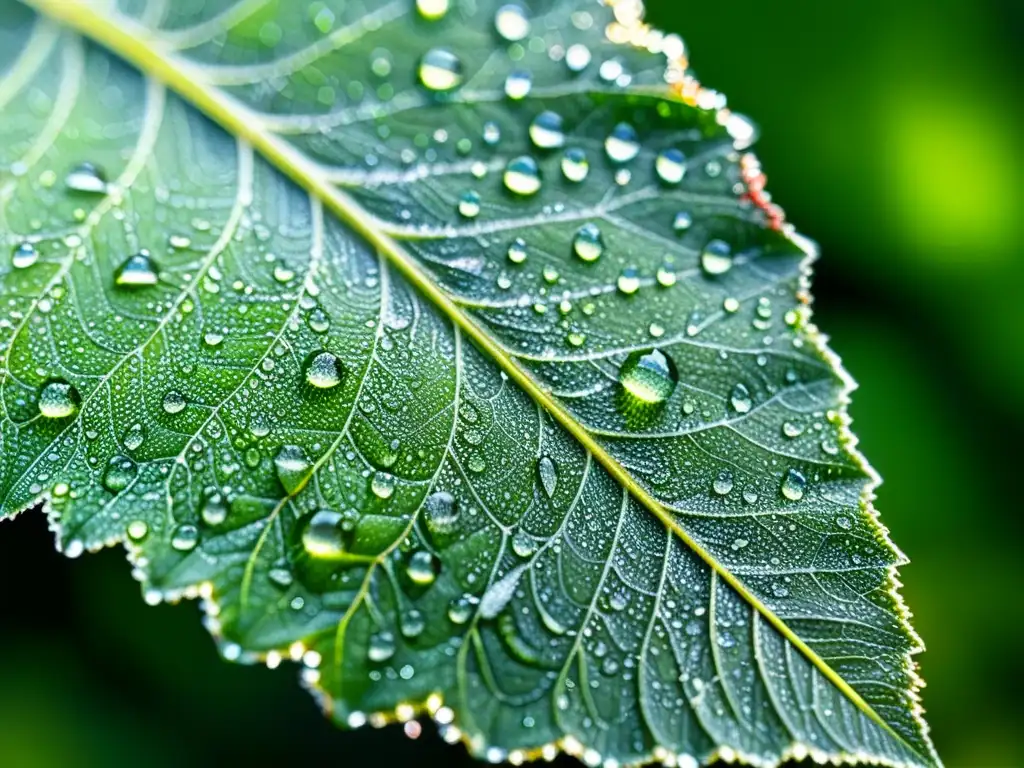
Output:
[2,1,1021,766]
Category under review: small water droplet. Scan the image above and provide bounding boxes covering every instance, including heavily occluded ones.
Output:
[123,423,145,451]
[655,148,687,184]
[713,471,734,496]
[730,383,752,414]
[448,594,478,624]
[616,267,640,295]
[507,237,527,264]
[503,156,541,195]
[605,123,640,163]
[619,349,678,404]
[511,530,536,558]
[781,468,806,501]
[302,509,347,558]
[64,161,106,194]
[495,4,529,41]
[565,43,591,72]
[168,234,191,249]
[572,223,603,262]
[458,190,481,218]
[504,69,532,99]
[425,490,459,533]
[162,390,186,414]
[114,250,159,287]
[12,242,38,269]
[529,111,565,150]
[701,239,733,276]
[560,147,589,182]
[304,351,345,389]
[406,550,439,585]
[275,444,311,494]
[171,523,199,552]
[126,520,148,541]
[673,211,693,231]
[537,456,557,497]
[418,48,463,92]
[103,454,137,493]
[782,421,804,438]
[371,470,395,499]
[656,262,677,287]
[38,379,80,419]
[368,631,396,662]
[201,493,228,526]
[482,121,501,145]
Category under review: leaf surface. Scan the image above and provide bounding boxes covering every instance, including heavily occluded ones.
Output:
[0,0,937,765]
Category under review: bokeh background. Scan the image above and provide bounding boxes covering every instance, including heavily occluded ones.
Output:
[2,1,1021,766]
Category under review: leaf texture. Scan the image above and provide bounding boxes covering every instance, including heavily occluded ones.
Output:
[0,0,937,766]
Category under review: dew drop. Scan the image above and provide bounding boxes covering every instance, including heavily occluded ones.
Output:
[504,69,532,100]
[406,550,439,586]
[781,468,806,501]
[401,609,426,638]
[127,520,148,541]
[503,156,541,195]
[275,444,311,494]
[123,423,145,451]
[537,455,557,498]
[171,523,199,552]
[560,148,589,182]
[114,250,159,287]
[529,111,565,150]
[425,490,459,533]
[572,223,603,262]
[12,242,38,269]
[616,267,640,295]
[418,48,463,92]
[307,308,330,333]
[673,211,693,231]
[201,493,228,526]
[619,349,678,404]
[655,148,687,184]
[38,379,80,419]
[64,161,107,194]
[368,631,396,662]
[162,390,186,414]
[511,530,536,558]
[730,383,752,414]
[302,509,347,559]
[713,471,734,496]
[565,43,591,72]
[605,123,640,163]
[416,0,449,20]
[371,470,395,499]
[102,454,137,493]
[495,4,529,41]
[507,237,527,264]
[304,350,345,389]
[448,594,478,624]
[656,262,677,287]
[700,239,733,276]
[482,121,501,146]
[457,190,481,218]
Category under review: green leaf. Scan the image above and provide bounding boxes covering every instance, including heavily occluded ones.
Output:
[0,0,938,766]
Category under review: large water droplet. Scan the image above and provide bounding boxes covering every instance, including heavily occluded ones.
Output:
[416,0,449,20]
[38,379,80,419]
[561,148,589,182]
[65,162,106,194]
[162,390,186,414]
[537,456,557,498]
[572,223,603,262]
[103,454,137,493]
[171,523,199,552]
[302,509,347,559]
[12,242,38,269]
[425,490,459,533]
[371,470,395,499]
[367,631,396,662]
[495,4,529,41]
[201,493,228,526]
[730,383,752,413]
[655,148,687,184]
[619,349,678,404]
[504,69,532,100]
[304,350,345,389]
[503,156,541,196]
[406,550,439,585]
[605,123,640,163]
[781,468,806,501]
[701,239,733,276]
[114,250,159,287]
[418,48,463,92]
[275,444,311,494]
[529,111,565,150]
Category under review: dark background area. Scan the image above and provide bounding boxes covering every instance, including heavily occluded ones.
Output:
[2,1,1022,766]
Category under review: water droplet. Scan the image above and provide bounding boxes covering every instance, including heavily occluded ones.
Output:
[529,111,565,150]
[537,456,557,497]
[616,267,640,295]
[605,123,640,163]
[713,471,734,496]
[655,148,687,184]
[401,609,426,638]
[482,121,501,145]
[368,631,396,662]
[730,383,752,414]
[781,468,806,501]
[64,162,106,194]
[504,69,532,100]
[503,156,541,195]
[308,308,330,333]
[201,493,228,526]
[495,4,529,41]
[458,190,481,218]
[168,234,191,249]
[619,349,678,404]
[673,211,693,231]
[304,351,345,389]
[511,530,536,558]
[275,444,311,494]
[406,550,439,585]
[448,594,478,624]
[560,148,589,182]
[302,509,347,559]
[565,43,591,72]
[723,297,740,313]
[507,237,527,264]
[123,423,145,451]
[38,379,80,418]
[572,223,603,262]
[162,390,186,414]
[12,242,38,269]
[656,262,677,287]
[418,48,463,92]
[701,239,733,276]
[371,471,395,499]
[425,491,459,533]
[126,520,148,541]
[171,523,199,552]
[782,421,804,438]
[103,454,137,493]
[114,250,159,287]
[416,0,449,20]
